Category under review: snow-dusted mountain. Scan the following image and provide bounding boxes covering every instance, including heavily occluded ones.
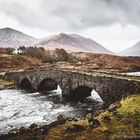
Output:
[119,41,140,56]
[34,33,113,54]
[0,28,37,48]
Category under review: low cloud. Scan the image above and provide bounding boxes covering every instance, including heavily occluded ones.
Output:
[0,0,140,31]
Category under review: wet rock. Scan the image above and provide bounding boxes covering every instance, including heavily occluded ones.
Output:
[9,128,19,134]
[73,118,78,122]
[93,110,104,117]
[81,103,90,109]
[108,103,117,112]
[66,117,74,122]
[29,123,38,129]
[41,127,49,134]
[57,114,66,123]
[49,121,59,127]
[115,101,122,108]
[85,113,93,119]
[108,101,122,112]
[0,85,5,90]
[102,115,111,123]
[88,118,100,127]
[112,110,119,115]
[19,126,26,133]
[66,124,85,133]
[6,86,15,89]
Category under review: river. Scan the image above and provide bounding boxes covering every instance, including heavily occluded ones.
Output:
[0,88,103,135]
[120,71,140,76]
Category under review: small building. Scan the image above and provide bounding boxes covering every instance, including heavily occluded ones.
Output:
[13,46,26,54]
[13,48,23,54]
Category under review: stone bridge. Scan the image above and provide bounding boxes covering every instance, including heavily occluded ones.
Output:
[5,67,140,105]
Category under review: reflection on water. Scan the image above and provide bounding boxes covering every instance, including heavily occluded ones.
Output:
[0,88,103,134]
[121,71,140,76]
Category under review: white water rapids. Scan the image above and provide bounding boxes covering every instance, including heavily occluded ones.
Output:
[0,89,103,135]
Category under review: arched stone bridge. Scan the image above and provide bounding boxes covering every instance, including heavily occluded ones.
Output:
[5,67,140,105]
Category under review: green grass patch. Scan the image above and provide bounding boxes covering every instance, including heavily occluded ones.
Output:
[45,94,140,140]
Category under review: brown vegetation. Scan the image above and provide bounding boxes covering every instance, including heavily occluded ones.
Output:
[23,47,71,63]
[66,52,140,72]
[0,47,14,55]
[1,47,140,72]
[0,54,41,70]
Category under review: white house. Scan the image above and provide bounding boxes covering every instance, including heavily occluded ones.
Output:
[13,48,23,54]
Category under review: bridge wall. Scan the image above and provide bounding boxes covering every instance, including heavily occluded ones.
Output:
[5,68,140,105]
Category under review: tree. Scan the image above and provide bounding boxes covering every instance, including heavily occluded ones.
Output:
[55,48,69,61]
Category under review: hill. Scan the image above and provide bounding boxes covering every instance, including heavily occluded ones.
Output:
[119,41,140,56]
[34,33,113,54]
[0,28,36,48]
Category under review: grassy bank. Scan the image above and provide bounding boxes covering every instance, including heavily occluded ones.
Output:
[45,94,140,140]
[0,75,15,87]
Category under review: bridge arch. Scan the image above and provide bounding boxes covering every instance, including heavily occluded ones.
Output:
[38,78,58,92]
[19,78,32,90]
[69,85,103,102]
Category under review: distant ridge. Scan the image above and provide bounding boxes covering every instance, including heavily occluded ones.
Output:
[119,41,140,56]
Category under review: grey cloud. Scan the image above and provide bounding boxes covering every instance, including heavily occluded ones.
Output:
[1,0,140,31]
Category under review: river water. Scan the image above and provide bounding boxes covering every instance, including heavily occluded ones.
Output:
[0,88,103,135]
[120,71,140,76]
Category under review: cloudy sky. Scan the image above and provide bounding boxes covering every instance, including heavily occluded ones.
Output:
[0,0,140,52]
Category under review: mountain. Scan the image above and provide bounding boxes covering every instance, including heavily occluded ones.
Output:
[0,28,113,54]
[119,42,140,56]
[34,33,113,54]
[0,27,36,48]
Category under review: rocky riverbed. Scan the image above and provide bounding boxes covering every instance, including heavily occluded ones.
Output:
[0,88,103,139]
[1,94,140,140]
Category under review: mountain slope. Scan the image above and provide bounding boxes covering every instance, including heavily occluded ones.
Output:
[0,28,36,48]
[34,33,113,54]
[120,42,140,56]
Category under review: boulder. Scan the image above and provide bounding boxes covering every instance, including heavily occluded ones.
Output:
[29,123,38,129]
[57,114,66,123]
[102,115,111,123]
[108,104,116,112]
[108,101,122,112]
[88,118,100,127]
[0,85,5,90]
[93,110,104,117]
[66,124,85,133]
[19,126,26,133]
[112,110,119,115]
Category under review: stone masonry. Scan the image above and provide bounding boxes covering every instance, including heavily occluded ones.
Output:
[5,67,140,105]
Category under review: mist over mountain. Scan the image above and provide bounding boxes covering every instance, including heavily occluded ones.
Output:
[0,28,36,48]
[119,42,140,56]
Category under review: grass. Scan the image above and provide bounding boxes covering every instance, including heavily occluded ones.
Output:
[0,75,15,87]
[45,94,140,140]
